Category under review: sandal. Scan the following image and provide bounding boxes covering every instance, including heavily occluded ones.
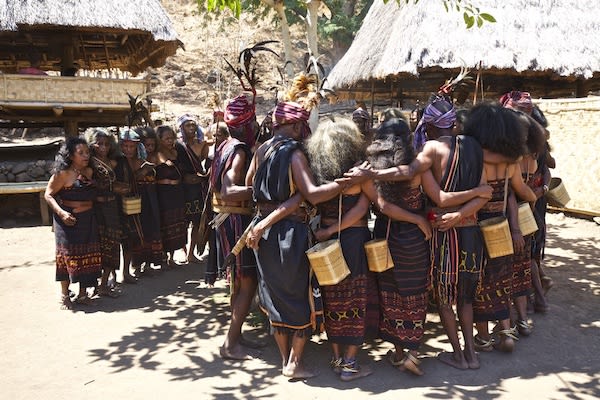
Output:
[474,334,494,352]
[516,319,532,337]
[330,357,344,374]
[400,353,424,376]
[340,360,373,381]
[60,294,73,310]
[492,328,518,353]
[387,350,404,368]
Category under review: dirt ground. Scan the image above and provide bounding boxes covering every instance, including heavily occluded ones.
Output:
[0,212,598,400]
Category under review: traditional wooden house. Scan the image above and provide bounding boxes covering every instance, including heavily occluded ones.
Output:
[326,0,600,104]
[0,0,182,135]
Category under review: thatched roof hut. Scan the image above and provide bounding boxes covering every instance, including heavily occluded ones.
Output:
[326,0,600,102]
[0,0,182,75]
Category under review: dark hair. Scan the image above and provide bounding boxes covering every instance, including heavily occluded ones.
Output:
[531,105,548,128]
[136,126,157,141]
[379,108,408,124]
[87,128,117,159]
[456,108,469,126]
[53,137,88,173]
[156,125,175,139]
[524,114,547,156]
[463,103,527,160]
[367,118,414,195]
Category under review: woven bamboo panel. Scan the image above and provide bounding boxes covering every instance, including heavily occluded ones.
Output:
[537,96,600,213]
[1,74,147,105]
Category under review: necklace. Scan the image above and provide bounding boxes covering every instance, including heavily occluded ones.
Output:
[71,167,81,175]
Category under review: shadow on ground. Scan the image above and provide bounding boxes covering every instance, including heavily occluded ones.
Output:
[85,218,600,399]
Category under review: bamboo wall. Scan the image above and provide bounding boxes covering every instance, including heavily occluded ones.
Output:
[537,96,600,213]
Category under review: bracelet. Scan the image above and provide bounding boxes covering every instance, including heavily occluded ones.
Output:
[542,184,549,194]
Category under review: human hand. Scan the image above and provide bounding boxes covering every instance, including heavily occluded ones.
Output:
[113,182,130,195]
[476,184,493,199]
[335,161,373,185]
[165,159,174,167]
[314,228,332,242]
[60,210,77,226]
[245,224,265,249]
[416,216,432,240]
[511,231,525,254]
[435,212,462,232]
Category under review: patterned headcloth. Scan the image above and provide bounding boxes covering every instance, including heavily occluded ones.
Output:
[177,113,204,143]
[500,91,533,115]
[352,107,370,121]
[119,128,147,160]
[413,98,456,150]
[273,101,311,139]
[224,95,257,147]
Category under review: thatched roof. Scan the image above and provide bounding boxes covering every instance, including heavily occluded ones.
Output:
[327,0,600,101]
[0,0,182,75]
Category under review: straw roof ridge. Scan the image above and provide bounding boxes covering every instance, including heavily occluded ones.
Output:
[327,0,600,90]
[0,0,179,42]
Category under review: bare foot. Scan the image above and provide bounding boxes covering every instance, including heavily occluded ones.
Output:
[437,351,468,370]
[60,294,73,310]
[219,345,253,361]
[464,350,480,369]
[282,362,317,380]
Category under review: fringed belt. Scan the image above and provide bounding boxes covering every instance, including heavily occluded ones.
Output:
[480,200,505,213]
[212,204,254,216]
[95,195,116,203]
[257,202,309,223]
[157,179,181,185]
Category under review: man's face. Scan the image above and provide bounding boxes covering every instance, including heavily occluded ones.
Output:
[183,121,197,139]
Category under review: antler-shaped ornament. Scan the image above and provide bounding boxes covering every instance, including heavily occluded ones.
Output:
[223,40,280,94]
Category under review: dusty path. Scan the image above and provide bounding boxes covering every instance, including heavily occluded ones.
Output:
[1,213,598,399]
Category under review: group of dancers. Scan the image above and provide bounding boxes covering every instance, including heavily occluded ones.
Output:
[46,71,555,381]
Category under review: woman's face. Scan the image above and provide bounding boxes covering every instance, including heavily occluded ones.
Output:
[143,138,156,154]
[120,141,137,159]
[94,136,110,158]
[160,130,176,149]
[70,143,90,168]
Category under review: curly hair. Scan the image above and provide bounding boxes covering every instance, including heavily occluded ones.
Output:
[86,128,117,159]
[305,116,365,184]
[367,118,414,196]
[53,137,88,173]
[463,102,528,161]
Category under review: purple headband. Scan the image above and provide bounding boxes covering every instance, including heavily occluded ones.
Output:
[413,99,456,150]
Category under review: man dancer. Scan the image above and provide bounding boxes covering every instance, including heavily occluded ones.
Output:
[212,98,258,360]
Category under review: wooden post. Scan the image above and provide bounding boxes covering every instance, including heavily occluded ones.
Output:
[64,120,78,137]
[370,80,375,128]
[39,191,50,225]
[576,79,590,98]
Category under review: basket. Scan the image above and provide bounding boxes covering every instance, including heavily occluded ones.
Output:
[122,195,141,215]
[546,177,570,208]
[364,239,394,272]
[479,216,514,258]
[517,202,538,236]
[306,239,350,286]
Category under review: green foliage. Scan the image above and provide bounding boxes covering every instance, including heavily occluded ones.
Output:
[204,0,242,18]
[382,0,496,29]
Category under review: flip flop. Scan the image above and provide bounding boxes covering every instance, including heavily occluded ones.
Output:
[74,295,95,306]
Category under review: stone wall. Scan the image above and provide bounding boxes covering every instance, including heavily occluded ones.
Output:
[536,96,600,213]
[0,160,54,183]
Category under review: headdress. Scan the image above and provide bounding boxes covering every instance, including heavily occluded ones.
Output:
[413,98,456,150]
[500,91,533,115]
[177,113,204,143]
[119,128,147,160]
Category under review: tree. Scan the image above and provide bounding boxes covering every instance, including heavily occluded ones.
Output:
[200,0,494,76]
